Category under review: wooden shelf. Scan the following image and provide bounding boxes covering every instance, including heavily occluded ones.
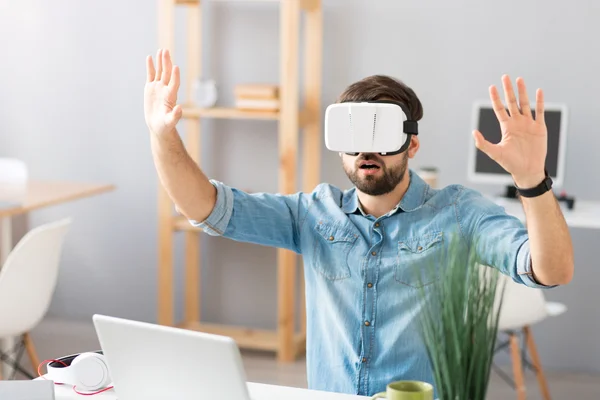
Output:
[157,0,321,363]
[178,0,320,12]
[182,106,314,128]
[182,106,280,120]
[178,321,306,357]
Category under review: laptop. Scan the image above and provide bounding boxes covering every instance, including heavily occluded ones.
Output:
[92,314,252,400]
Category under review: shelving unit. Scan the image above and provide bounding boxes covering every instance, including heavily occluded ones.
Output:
[156,0,322,362]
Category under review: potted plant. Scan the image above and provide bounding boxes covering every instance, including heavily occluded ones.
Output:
[415,236,506,400]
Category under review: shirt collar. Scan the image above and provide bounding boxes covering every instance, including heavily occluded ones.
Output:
[342,169,429,215]
[341,187,361,214]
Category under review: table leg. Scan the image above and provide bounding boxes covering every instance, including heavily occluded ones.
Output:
[0,217,15,379]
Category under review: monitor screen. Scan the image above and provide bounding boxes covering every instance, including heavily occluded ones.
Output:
[469,102,567,187]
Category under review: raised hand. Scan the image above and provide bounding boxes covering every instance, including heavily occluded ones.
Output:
[473,75,547,188]
[144,49,183,138]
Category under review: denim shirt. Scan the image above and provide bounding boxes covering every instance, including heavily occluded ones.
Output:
[190,169,551,397]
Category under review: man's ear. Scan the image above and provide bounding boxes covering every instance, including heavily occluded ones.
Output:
[407,135,419,159]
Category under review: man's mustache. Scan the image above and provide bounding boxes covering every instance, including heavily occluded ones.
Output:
[356,153,383,164]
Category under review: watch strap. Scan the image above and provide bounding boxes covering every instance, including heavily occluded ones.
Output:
[515,171,553,198]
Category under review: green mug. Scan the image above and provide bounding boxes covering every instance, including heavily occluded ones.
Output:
[371,380,434,400]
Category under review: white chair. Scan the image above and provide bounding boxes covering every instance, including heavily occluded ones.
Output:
[0,218,72,380]
[492,271,567,400]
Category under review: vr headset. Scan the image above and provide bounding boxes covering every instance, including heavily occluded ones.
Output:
[46,351,112,393]
[324,100,418,156]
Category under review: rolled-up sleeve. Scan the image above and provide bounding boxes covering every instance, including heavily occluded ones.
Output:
[188,179,311,254]
[189,180,233,236]
[458,188,557,289]
[515,239,557,289]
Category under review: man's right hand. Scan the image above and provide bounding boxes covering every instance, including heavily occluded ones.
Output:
[144,48,217,223]
[144,49,183,138]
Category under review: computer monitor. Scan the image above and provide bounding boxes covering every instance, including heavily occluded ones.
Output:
[468,100,568,189]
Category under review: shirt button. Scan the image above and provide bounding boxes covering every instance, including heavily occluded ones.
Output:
[418,246,423,251]
[375,222,380,227]
[362,357,367,363]
[371,251,376,256]
[364,321,371,326]
[329,236,334,241]
[367,283,373,288]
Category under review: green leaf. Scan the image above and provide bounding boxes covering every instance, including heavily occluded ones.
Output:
[414,234,505,400]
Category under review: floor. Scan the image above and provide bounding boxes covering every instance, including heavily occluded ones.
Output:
[4,317,599,399]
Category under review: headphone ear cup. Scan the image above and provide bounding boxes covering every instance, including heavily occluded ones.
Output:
[71,353,111,392]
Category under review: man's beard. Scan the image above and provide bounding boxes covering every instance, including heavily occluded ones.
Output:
[344,152,408,196]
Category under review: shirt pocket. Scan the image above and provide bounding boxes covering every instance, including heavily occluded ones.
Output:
[395,231,444,288]
[312,222,358,281]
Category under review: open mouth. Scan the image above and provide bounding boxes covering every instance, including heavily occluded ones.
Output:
[359,162,381,170]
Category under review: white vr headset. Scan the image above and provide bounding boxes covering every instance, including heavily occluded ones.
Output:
[324,100,419,155]
[46,351,112,393]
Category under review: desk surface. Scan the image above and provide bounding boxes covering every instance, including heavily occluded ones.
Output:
[36,378,368,400]
[490,196,600,229]
[0,180,115,218]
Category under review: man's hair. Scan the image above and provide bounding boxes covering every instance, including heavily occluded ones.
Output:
[336,75,423,121]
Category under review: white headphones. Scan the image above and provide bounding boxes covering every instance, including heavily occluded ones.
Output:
[46,351,112,392]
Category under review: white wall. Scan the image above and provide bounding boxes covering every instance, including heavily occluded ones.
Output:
[1,0,599,373]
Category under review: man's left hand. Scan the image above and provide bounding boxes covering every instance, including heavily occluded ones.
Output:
[473,75,547,189]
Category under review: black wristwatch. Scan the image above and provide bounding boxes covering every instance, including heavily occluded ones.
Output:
[515,171,553,198]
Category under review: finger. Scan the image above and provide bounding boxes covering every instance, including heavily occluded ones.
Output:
[154,49,163,81]
[516,77,532,118]
[165,104,183,128]
[168,65,181,98]
[161,49,172,85]
[535,88,545,124]
[146,55,155,83]
[473,130,501,162]
[489,85,509,122]
[501,74,520,117]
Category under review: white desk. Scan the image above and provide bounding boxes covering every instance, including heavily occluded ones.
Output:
[489,196,600,229]
[34,377,368,400]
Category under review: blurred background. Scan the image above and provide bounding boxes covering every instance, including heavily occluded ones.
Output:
[1,0,599,398]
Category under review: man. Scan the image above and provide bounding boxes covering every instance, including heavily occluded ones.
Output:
[144,49,574,396]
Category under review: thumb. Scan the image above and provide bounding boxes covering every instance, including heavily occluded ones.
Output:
[473,130,500,161]
[165,104,183,128]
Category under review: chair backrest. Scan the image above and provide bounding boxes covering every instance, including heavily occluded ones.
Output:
[487,267,549,331]
[0,218,72,337]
